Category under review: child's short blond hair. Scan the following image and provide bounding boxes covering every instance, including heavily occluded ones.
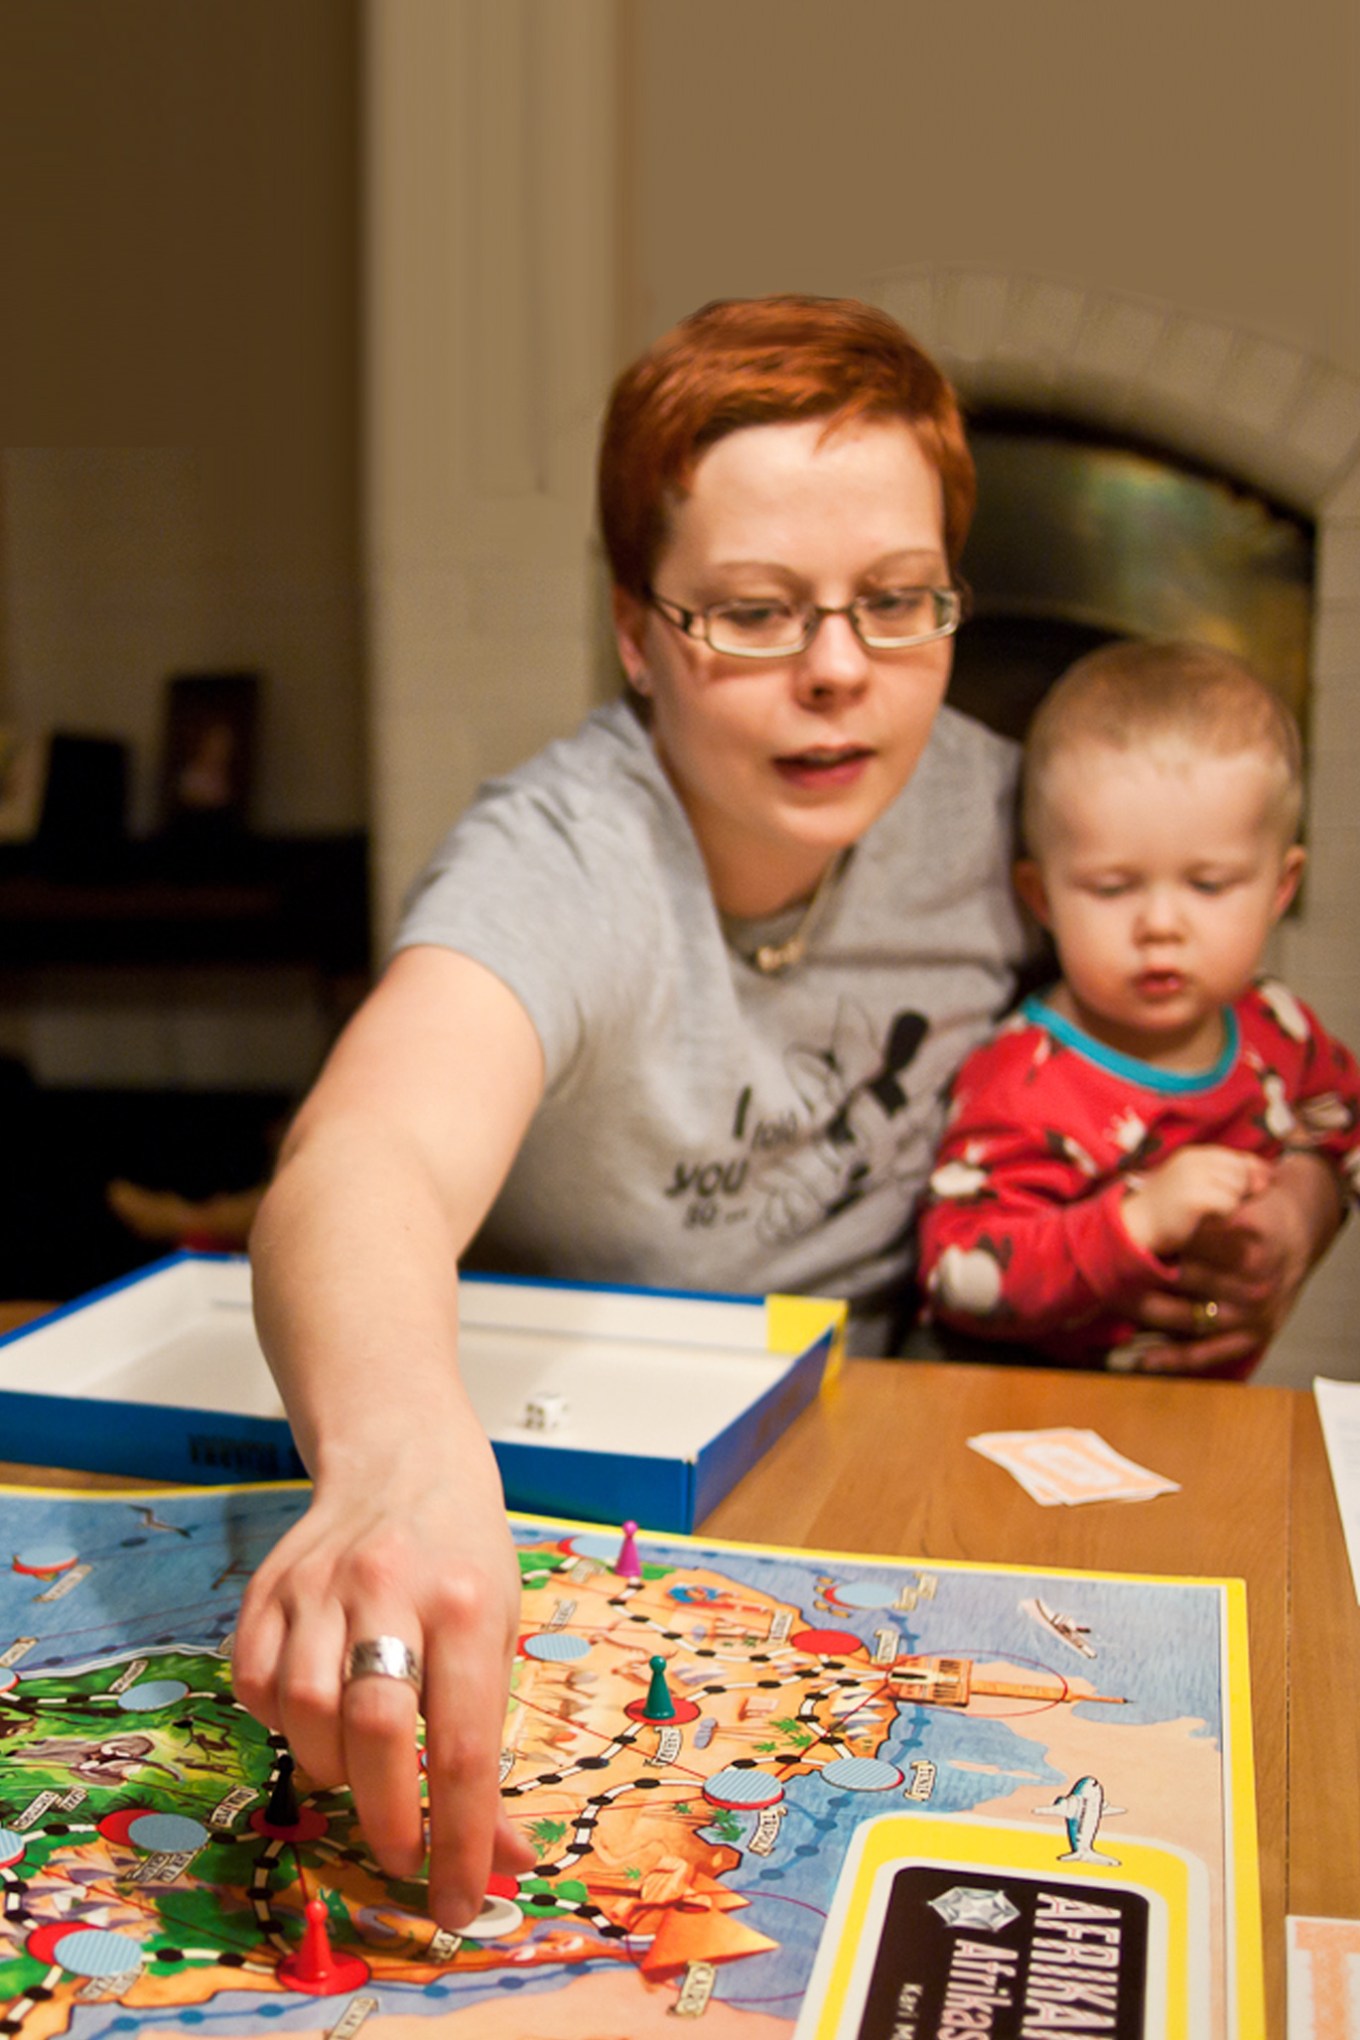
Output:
[1021,639,1304,855]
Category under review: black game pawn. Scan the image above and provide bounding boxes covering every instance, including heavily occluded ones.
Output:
[265,1752,301,1829]
[250,1744,328,1842]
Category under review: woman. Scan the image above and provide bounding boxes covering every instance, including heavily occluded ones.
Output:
[234,296,1340,1929]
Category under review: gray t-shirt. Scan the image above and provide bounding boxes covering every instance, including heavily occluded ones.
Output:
[396,698,1025,1353]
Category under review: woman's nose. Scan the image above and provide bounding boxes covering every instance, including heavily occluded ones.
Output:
[792,610,870,700]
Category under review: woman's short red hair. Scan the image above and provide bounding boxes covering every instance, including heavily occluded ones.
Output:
[598,294,974,597]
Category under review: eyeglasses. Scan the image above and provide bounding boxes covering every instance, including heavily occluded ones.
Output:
[646,585,962,659]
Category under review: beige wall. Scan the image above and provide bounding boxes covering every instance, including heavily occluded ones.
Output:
[626,0,1360,377]
[0,0,363,835]
[2,447,362,835]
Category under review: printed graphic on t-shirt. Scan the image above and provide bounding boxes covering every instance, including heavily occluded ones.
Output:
[660,1001,930,1242]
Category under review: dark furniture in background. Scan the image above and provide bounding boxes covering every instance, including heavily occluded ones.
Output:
[0,832,369,1298]
[0,830,368,971]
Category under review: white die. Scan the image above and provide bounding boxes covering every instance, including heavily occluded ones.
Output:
[524,1392,569,1432]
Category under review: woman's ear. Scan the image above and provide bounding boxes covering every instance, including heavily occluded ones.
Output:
[1273,844,1307,920]
[1012,858,1052,927]
[612,587,652,696]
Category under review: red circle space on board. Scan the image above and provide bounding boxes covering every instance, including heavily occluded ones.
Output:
[97,1809,151,1846]
[250,1805,329,1843]
[790,1628,867,1657]
[486,1872,520,1900]
[26,1923,73,1964]
[625,1694,701,1726]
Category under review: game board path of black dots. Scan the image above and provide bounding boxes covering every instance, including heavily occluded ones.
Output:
[1,1515,908,2020]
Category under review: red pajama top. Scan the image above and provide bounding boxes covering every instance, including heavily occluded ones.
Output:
[917,979,1360,1375]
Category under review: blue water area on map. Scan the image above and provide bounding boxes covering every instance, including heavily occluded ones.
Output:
[621,1530,1227,2016]
[0,1486,304,1670]
[0,1487,1232,2035]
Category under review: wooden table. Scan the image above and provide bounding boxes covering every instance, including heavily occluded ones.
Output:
[703,1356,1360,2040]
[2,1302,1355,2037]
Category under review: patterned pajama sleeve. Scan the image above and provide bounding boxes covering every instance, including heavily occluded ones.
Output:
[915,1031,1171,1349]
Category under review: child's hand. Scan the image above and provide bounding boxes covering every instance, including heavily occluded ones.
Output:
[1121,1145,1273,1258]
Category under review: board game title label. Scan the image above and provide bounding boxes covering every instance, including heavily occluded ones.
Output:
[851,1869,1148,2040]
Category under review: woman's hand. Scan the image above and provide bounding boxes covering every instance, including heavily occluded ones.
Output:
[1127,1150,1344,1372]
[236,946,547,1925]
[233,1431,534,1929]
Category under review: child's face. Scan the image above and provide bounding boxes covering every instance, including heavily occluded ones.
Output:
[1015,738,1305,1068]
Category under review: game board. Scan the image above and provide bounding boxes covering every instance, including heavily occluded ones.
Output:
[0,1483,1261,2037]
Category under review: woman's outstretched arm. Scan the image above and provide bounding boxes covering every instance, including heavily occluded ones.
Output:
[233,944,544,1928]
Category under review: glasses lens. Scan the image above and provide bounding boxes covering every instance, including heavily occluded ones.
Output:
[706,599,807,656]
[853,588,958,646]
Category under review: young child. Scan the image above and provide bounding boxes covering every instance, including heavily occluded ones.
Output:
[917,639,1360,1376]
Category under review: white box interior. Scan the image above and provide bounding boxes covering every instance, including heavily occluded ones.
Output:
[0,1260,800,1460]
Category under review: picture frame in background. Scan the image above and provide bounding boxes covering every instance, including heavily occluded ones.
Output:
[0,728,48,843]
[160,673,259,835]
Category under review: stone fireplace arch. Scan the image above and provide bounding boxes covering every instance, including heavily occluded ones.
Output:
[866,266,1360,1378]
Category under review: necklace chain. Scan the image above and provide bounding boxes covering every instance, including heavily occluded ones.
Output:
[749,853,846,975]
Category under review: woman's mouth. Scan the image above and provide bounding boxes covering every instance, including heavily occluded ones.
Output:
[773,745,874,790]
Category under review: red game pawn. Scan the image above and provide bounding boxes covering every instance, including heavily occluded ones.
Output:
[277,1896,370,1997]
[614,1519,642,1579]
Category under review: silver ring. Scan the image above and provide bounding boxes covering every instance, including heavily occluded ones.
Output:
[1191,1298,1221,1335]
[343,1635,422,1691]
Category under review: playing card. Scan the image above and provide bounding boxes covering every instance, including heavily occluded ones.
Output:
[967,1426,1181,1506]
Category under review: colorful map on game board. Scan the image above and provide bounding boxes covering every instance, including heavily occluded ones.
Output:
[0,1484,1260,2038]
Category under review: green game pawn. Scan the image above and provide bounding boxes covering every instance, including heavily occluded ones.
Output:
[642,1654,676,1721]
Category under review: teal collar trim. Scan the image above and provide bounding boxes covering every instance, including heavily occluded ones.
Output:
[1021,993,1240,1095]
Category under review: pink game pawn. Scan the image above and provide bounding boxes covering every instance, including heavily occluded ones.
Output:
[615,1519,642,1579]
[278,1895,370,1996]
